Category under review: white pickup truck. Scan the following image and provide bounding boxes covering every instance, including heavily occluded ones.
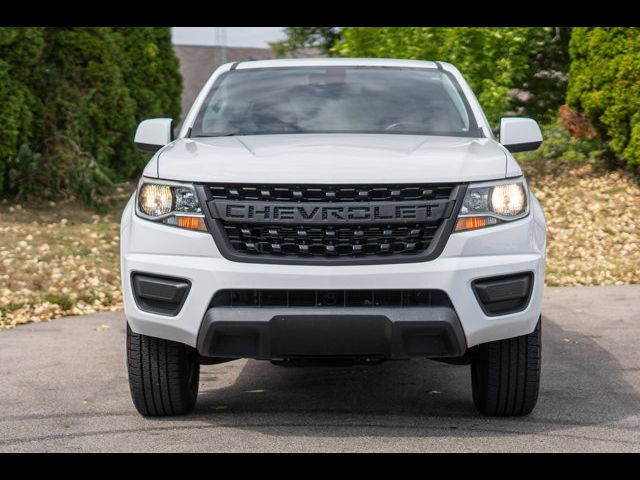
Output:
[121,58,546,417]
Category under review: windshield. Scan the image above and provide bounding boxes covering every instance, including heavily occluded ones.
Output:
[191,66,482,138]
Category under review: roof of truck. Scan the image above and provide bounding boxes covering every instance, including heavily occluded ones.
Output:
[233,57,442,70]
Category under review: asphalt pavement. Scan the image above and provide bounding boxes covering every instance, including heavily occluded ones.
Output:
[1,285,639,452]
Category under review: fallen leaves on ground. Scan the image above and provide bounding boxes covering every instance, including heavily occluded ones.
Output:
[0,159,638,328]
[0,200,124,328]
[522,159,640,286]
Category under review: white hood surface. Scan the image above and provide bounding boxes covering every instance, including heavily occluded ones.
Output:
[150,134,516,184]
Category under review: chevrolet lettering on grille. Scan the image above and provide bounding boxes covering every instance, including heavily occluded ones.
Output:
[209,200,452,225]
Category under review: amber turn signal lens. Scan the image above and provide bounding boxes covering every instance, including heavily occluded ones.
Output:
[171,216,208,232]
[455,216,498,232]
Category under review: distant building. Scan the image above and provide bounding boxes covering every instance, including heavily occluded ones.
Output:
[173,45,322,123]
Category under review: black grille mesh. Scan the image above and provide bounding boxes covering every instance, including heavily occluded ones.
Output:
[209,184,455,202]
[223,223,439,256]
[211,289,453,308]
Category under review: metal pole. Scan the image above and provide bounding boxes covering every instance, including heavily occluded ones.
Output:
[214,27,227,65]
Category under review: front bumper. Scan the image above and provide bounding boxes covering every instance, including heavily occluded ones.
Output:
[121,193,546,353]
[197,307,466,359]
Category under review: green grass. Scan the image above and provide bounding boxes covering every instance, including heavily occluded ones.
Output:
[43,293,74,310]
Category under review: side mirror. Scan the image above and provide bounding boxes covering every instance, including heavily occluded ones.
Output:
[500,117,543,153]
[134,118,173,153]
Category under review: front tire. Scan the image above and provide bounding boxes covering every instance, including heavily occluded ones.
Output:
[471,318,541,416]
[126,324,200,417]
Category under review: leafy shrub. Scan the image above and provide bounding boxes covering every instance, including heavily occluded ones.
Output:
[34,27,138,179]
[558,105,597,139]
[0,28,44,190]
[0,27,182,208]
[271,27,342,56]
[44,135,115,211]
[516,112,606,162]
[6,144,43,200]
[331,27,571,126]
[567,28,640,169]
[113,27,182,177]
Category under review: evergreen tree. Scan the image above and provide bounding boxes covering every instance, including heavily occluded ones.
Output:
[567,27,640,168]
[0,27,44,191]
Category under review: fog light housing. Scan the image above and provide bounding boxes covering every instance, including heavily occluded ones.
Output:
[472,272,533,316]
[131,273,191,316]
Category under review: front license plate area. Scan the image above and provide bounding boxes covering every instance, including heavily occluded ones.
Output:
[269,314,392,357]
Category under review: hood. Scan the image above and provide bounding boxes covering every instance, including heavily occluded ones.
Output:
[148,134,513,184]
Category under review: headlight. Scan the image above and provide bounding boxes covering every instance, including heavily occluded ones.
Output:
[136,179,207,232]
[455,177,529,232]
[138,184,172,216]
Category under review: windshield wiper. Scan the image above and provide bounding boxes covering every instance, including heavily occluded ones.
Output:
[192,132,242,138]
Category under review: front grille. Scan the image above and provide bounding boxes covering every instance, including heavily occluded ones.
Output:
[209,184,455,202]
[211,289,453,308]
[202,183,462,264]
[223,223,440,256]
